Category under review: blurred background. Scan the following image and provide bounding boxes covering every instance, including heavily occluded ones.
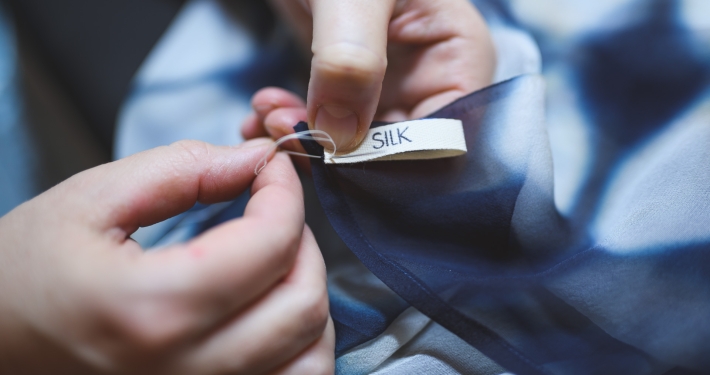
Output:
[0,0,311,216]
[1,0,184,214]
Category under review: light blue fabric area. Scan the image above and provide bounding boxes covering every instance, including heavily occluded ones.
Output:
[593,91,710,254]
[552,90,710,367]
[0,5,40,216]
[115,0,306,160]
[115,0,252,159]
[338,307,508,375]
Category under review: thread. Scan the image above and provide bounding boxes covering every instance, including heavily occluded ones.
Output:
[254,130,337,175]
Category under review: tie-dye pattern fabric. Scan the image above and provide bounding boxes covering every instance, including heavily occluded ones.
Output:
[302,1,710,374]
[113,0,710,374]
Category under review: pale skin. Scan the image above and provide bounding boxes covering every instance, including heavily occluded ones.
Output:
[0,139,334,375]
[0,0,494,373]
[243,0,496,162]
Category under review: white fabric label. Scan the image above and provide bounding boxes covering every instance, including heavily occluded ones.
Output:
[324,118,467,164]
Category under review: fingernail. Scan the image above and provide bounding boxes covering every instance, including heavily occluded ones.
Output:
[254,104,273,114]
[315,105,359,151]
[236,137,274,149]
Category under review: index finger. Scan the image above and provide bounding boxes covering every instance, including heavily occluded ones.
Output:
[54,138,274,235]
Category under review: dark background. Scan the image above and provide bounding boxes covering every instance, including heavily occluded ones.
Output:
[2,0,185,155]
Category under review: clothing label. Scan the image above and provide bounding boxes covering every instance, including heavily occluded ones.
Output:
[324,118,467,164]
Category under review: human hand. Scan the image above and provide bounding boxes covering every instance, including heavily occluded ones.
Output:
[0,139,334,375]
[242,0,495,154]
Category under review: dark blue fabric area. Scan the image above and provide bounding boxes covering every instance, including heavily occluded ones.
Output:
[663,367,707,375]
[294,75,687,374]
[446,286,655,375]
[575,0,710,149]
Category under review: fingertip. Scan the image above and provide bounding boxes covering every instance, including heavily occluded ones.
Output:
[252,87,306,120]
[312,104,360,152]
[241,112,268,140]
[260,107,315,175]
[264,107,308,138]
[251,152,302,198]
[308,43,387,152]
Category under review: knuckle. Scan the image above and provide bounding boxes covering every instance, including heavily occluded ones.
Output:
[162,140,212,185]
[262,221,300,260]
[314,43,387,85]
[169,140,210,165]
[267,245,300,283]
[273,234,300,266]
[296,285,330,340]
[105,297,191,354]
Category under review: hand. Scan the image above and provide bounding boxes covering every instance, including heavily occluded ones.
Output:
[242,0,495,154]
[0,139,334,375]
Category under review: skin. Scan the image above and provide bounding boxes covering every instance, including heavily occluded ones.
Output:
[243,0,496,157]
[0,139,334,375]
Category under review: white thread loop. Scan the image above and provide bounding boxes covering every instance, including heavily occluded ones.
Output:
[254,130,336,175]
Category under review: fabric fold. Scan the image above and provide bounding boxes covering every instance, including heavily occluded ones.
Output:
[296,74,707,374]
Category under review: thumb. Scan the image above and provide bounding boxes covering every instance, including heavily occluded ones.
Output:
[59,138,274,236]
[307,0,395,152]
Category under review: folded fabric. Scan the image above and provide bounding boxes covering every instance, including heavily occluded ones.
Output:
[297,73,710,375]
